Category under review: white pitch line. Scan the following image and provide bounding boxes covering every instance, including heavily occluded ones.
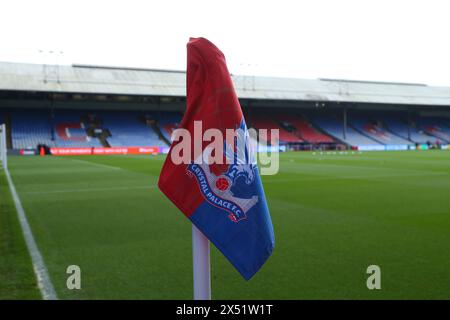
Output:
[265,171,446,184]
[68,158,122,170]
[4,168,58,300]
[22,185,157,195]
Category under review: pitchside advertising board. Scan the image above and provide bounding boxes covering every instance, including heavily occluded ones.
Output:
[20,144,446,155]
[357,144,411,151]
[50,146,160,156]
[26,146,162,156]
[19,146,283,156]
[20,149,37,155]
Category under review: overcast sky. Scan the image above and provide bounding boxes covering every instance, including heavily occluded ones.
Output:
[1,0,449,86]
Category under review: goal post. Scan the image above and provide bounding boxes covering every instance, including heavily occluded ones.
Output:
[0,124,7,170]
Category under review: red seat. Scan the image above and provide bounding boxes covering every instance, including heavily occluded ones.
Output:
[249,116,303,143]
[275,115,334,143]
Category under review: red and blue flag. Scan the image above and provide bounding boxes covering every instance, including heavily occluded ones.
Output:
[158,37,275,280]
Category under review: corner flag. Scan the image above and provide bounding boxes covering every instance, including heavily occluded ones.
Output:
[158,37,275,281]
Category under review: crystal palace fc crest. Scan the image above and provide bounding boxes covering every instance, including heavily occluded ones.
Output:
[187,122,259,222]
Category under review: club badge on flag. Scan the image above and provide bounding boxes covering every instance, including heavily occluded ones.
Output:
[158,37,275,280]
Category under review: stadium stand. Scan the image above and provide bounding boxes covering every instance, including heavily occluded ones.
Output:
[348,112,412,145]
[273,114,335,143]
[375,112,435,144]
[308,113,383,146]
[11,109,56,149]
[151,112,182,143]
[6,108,449,150]
[2,62,450,152]
[10,109,173,149]
[415,116,450,143]
[53,110,102,147]
[98,111,168,147]
[1,62,450,151]
[248,114,303,143]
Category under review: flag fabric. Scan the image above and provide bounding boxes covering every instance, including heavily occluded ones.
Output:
[158,37,275,280]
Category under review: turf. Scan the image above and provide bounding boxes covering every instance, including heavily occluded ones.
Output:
[0,169,41,299]
[4,150,450,299]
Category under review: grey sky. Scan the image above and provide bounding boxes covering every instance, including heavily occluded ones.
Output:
[1,0,449,86]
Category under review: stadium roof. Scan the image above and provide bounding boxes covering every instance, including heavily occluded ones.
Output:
[1,61,450,106]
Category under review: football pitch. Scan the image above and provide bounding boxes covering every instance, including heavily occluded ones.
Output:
[3,150,450,299]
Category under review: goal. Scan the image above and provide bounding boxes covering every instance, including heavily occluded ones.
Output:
[0,124,7,169]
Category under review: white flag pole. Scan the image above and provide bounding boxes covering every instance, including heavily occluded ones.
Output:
[192,224,211,300]
[1,124,7,169]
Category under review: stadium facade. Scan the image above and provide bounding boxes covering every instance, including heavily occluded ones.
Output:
[0,61,449,154]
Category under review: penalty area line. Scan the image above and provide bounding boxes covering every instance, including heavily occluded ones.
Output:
[4,168,58,300]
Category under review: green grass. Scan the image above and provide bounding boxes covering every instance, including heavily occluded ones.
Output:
[0,169,41,299]
[3,150,450,299]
